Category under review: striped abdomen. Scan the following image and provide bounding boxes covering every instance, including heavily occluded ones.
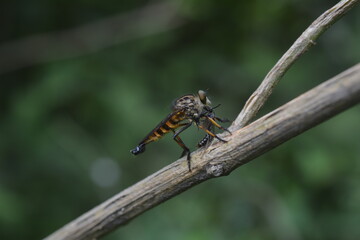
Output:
[131,110,186,155]
[143,111,186,143]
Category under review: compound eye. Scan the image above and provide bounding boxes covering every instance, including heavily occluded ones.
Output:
[198,90,207,104]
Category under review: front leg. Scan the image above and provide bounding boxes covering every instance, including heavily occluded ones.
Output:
[206,116,231,135]
[197,124,228,143]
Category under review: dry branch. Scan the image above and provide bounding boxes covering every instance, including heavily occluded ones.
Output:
[44,0,359,239]
[45,64,360,240]
[232,0,359,130]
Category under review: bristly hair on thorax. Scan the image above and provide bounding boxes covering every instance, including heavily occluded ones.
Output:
[172,91,212,120]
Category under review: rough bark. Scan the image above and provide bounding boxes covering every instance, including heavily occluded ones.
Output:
[232,0,359,130]
[44,0,359,239]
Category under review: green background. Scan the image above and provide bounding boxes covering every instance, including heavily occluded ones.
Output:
[1,0,359,239]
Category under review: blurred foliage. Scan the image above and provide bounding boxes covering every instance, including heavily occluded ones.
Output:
[0,0,359,239]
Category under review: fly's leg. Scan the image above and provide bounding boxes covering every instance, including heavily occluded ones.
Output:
[174,136,191,171]
[197,124,228,143]
[214,116,230,123]
[206,116,231,135]
[173,122,192,171]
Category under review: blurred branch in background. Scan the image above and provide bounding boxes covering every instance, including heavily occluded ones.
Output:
[232,0,359,130]
[45,63,360,240]
[0,2,185,74]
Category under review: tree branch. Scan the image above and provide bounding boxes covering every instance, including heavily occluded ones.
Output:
[232,0,359,130]
[44,1,359,239]
[0,2,185,74]
[45,63,360,239]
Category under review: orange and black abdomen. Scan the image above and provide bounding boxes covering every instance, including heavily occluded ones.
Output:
[130,111,186,155]
[143,111,186,144]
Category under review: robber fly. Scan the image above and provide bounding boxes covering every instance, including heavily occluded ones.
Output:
[130,90,230,171]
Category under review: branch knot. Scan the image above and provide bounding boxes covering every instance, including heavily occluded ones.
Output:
[206,163,225,177]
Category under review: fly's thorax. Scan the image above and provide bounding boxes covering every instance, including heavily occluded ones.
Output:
[173,94,200,119]
[172,91,212,119]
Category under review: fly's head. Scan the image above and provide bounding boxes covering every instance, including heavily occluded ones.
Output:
[194,90,212,118]
[173,90,211,120]
[197,90,211,107]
